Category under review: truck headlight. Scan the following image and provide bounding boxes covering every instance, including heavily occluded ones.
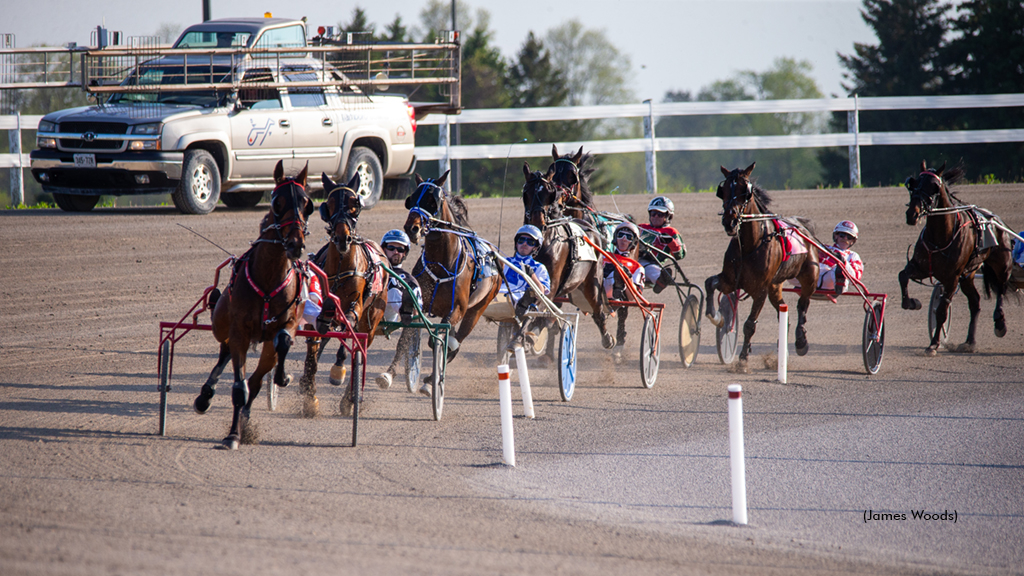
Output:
[131,123,162,135]
[129,139,161,151]
[37,137,57,149]
[37,120,56,133]
[37,120,57,148]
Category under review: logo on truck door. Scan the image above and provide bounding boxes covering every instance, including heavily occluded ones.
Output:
[247,118,274,146]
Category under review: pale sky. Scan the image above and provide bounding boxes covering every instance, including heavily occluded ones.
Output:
[5,0,876,101]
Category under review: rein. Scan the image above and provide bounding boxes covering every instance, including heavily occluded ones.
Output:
[243,258,301,325]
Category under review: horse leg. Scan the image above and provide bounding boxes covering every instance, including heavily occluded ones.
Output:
[299,336,322,417]
[612,307,628,364]
[221,346,249,451]
[737,293,768,373]
[705,275,722,326]
[195,343,230,414]
[272,329,293,387]
[955,275,983,354]
[898,263,924,310]
[794,293,812,356]
[925,279,957,355]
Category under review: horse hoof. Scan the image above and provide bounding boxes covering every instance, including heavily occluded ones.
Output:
[193,396,211,415]
[301,395,320,418]
[995,323,1007,338]
[795,342,809,356]
[903,298,922,311]
[376,372,393,390]
[218,436,240,451]
[277,374,292,388]
[419,382,432,397]
[955,343,976,354]
[329,365,347,386]
[707,311,724,328]
[731,359,750,374]
[601,333,616,350]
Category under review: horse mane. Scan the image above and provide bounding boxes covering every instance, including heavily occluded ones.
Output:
[750,181,773,213]
[448,195,470,227]
[575,152,596,207]
[927,161,966,204]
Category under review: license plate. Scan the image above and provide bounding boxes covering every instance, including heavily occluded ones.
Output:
[73,154,96,168]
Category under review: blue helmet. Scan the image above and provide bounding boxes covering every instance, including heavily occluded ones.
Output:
[381,229,411,248]
[514,225,543,255]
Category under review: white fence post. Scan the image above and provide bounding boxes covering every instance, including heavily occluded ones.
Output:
[848,94,861,188]
[439,115,451,192]
[728,384,748,525]
[9,112,23,206]
[643,98,657,194]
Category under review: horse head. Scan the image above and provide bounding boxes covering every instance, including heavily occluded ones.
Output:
[269,160,314,259]
[717,163,761,237]
[522,162,560,228]
[904,160,947,225]
[404,170,450,243]
[550,144,594,217]
[320,172,362,253]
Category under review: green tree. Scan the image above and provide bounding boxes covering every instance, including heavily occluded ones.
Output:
[506,32,576,147]
[822,0,952,186]
[657,58,826,192]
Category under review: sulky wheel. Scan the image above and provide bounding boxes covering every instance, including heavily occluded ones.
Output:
[928,284,952,346]
[678,294,701,368]
[639,315,660,389]
[158,340,171,436]
[716,292,739,365]
[862,303,885,374]
[496,321,514,366]
[348,350,363,447]
[558,322,578,402]
[431,337,445,421]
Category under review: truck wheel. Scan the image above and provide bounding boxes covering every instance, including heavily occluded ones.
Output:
[53,193,100,212]
[173,149,220,215]
[220,191,264,208]
[346,146,383,209]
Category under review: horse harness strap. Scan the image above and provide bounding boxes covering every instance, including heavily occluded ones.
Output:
[244,259,300,325]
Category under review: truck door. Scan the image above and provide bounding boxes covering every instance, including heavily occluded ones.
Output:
[229,70,293,179]
[282,66,340,176]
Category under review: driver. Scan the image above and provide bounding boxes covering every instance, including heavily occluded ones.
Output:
[638,196,686,294]
[603,221,646,300]
[484,225,551,321]
[375,229,426,394]
[819,220,864,295]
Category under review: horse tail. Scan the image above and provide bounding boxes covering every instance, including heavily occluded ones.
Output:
[981,260,1012,299]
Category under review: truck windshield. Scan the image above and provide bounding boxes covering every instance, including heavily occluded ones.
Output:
[108,64,234,107]
[174,31,252,48]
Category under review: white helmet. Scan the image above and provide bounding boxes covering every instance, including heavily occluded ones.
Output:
[613,221,640,250]
[648,196,675,219]
[834,220,859,241]
[515,224,544,254]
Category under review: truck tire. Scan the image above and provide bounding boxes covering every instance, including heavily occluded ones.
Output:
[173,149,221,215]
[346,146,383,210]
[53,193,100,212]
[220,191,264,208]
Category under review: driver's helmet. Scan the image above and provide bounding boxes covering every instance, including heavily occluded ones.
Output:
[514,224,544,255]
[381,229,411,249]
[614,221,641,251]
[648,196,675,220]
[833,220,859,244]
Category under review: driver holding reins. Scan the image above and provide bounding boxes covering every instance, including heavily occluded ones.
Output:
[819,220,864,295]
[638,196,686,294]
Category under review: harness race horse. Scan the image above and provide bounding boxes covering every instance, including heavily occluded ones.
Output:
[404,171,501,376]
[194,160,315,449]
[299,172,389,416]
[521,163,615,355]
[704,163,820,372]
[898,161,1013,355]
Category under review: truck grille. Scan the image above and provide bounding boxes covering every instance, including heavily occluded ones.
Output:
[58,122,129,151]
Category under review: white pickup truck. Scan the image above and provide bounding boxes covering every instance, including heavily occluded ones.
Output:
[29,17,460,214]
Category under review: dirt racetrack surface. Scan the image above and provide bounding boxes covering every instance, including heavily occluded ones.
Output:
[2,182,1023,575]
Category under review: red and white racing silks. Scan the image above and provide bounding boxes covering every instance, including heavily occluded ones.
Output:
[818,245,864,291]
[302,273,323,326]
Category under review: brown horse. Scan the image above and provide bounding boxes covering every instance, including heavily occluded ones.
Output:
[403,171,500,376]
[704,163,819,372]
[898,161,1013,355]
[194,160,314,450]
[521,163,615,355]
[299,172,388,416]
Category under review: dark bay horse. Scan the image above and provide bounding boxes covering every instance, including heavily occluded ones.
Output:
[898,161,1012,355]
[194,160,314,449]
[704,163,819,372]
[521,163,615,354]
[299,173,389,416]
[404,171,500,373]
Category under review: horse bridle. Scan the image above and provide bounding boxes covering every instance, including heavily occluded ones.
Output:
[256,179,310,248]
[322,186,361,251]
[552,158,583,205]
[906,171,945,214]
[719,175,754,234]
[523,171,563,225]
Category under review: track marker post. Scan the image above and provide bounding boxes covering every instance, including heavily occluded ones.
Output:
[728,384,748,525]
[513,345,535,419]
[778,303,788,384]
[498,364,516,466]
